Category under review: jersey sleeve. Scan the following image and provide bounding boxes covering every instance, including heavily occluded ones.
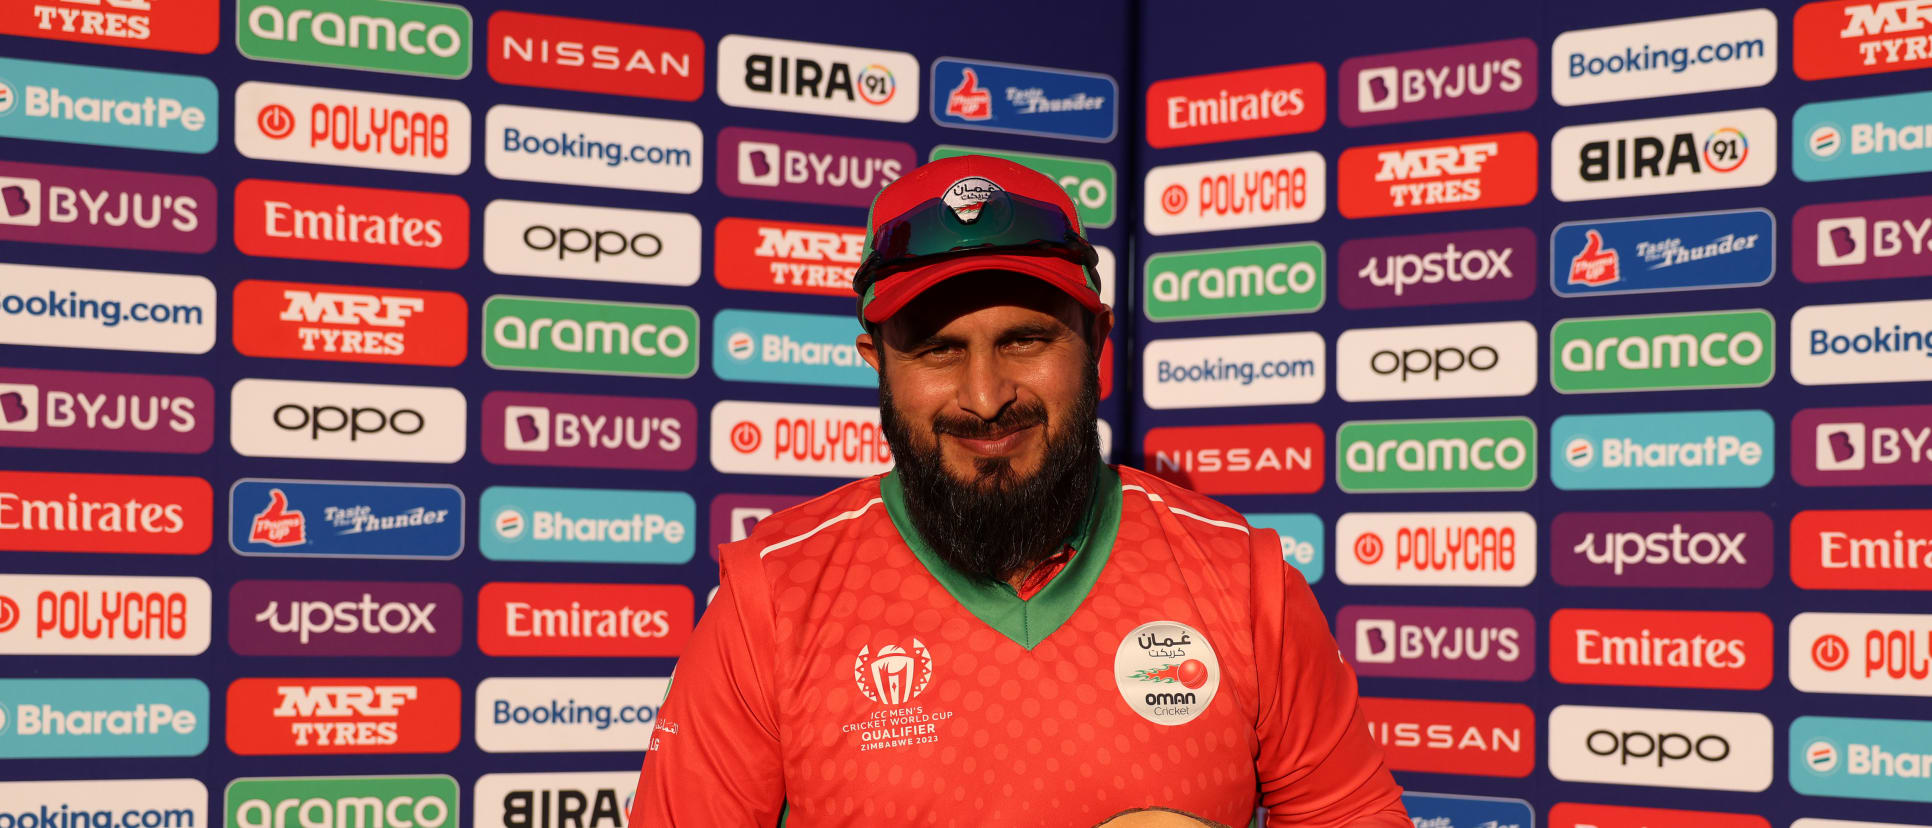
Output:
[1248,527,1409,827]
[630,543,786,827]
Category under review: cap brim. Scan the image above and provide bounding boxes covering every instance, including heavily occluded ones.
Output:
[863,253,1104,324]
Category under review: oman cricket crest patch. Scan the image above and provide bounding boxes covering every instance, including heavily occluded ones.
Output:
[1115,620,1220,725]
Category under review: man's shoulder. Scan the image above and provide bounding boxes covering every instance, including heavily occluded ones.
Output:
[719,474,891,567]
[1115,464,1258,541]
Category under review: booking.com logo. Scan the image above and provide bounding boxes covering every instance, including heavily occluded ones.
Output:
[500,128,693,169]
[490,698,656,731]
[1155,356,1316,386]
[1567,37,1766,77]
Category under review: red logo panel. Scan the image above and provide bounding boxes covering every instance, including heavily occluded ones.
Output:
[1338,131,1537,218]
[478,582,692,657]
[1359,696,1534,777]
[1792,509,1932,590]
[232,279,468,367]
[1145,63,1326,148]
[234,179,470,269]
[1795,0,1932,80]
[1550,803,1768,828]
[0,0,217,53]
[0,470,209,555]
[714,217,865,297]
[1550,609,1773,690]
[1142,424,1323,495]
[487,11,704,101]
[226,677,459,755]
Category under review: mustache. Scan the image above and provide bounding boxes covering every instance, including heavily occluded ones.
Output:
[930,400,1047,440]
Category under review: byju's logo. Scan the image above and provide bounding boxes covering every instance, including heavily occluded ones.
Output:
[1796,91,1932,181]
[486,11,703,101]
[474,677,667,753]
[716,34,917,122]
[229,479,461,560]
[481,486,694,565]
[1338,605,1533,681]
[1551,10,1777,106]
[1143,332,1324,409]
[483,200,699,286]
[0,57,215,153]
[1549,705,1773,791]
[713,309,870,389]
[483,391,695,471]
[0,263,216,355]
[237,0,472,78]
[1336,417,1536,493]
[1551,108,1777,201]
[0,367,212,454]
[1792,298,1932,386]
[472,772,638,828]
[233,280,468,367]
[1341,38,1536,127]
[713,217,865,296]
[1336,320,1536,402]
[228,580,461,657]
[1796,0,1932,80]
[1,0,218,54]
[1550,609,1772,690]
[1142,242,1323,322]
[709,400,891,478]
[1791,509,1932,591]
[1551,511,1772,588]
[1338,228,1535,310]
[1552,209,1774,296]
[0,678,207,758]
[1335,512,1536,587]
[931,58,1116,142]
[718,126,912,208]
[226,775,459,828]
[1553,409,1774,490]
[0,470,211,556]
[234,179,469,269]
[1550,309,1774,393]
[230,379,465,464]
[1338,131,1537,218]
[931,145,1119,229]
[1143,151,1325,235]
[486,105,701,193]
[1795,194,1932,283]
[1795,405,1932,487]
[476,582,692,658]
[0,160,214,253]
[1790,612,1932,696]
[234,82,469,175]
[1143,423,1323,495]
[1791,715,1932,803]
[1146,63,1324,148]
[1361,697,1535,777]
[483,295,698,379]
[0,573,211,655]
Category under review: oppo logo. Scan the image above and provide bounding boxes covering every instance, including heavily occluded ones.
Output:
[1585,729,1731,766]
[523,225,661,261]
[274,404,421,440]
[1548,705,1772,791]
[230,379,465,464]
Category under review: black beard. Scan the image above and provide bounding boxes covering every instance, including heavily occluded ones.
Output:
[879,367,1100,585]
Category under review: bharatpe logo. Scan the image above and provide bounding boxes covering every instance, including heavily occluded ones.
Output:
[1550,309,1774,393]
[1335,511,1536,588]
[486,11,705,101]
[1335,320,1537,403]
[1,0,219,54]
[1341,38,1536,127]
[1141,242,1322,321]
[1400,792,1534,828]
[1794,404,1932,487]
[223,677,459,756]
[226,775,459,828]
[932,145,1116,229]
[1244,513,1324,584]
[234,82,469,175]
[717,34,917,122]
[1791,509,1932,592]
[472,771,637,828]
[1142,151,1325,235]
[483,200,699,286]
[1337,131,1538,219]
[1338,228,1535,311]
[720,127,913,209]
[1360,697,1535,777]
[1551,108,1778,201]
[1336,417,1536,493]
[1790,612,1932,697]
[487,105,702,194]
[234,179,469,270]
[227,579,460,657]
[0,678,208,759]
[1552,209,1774,297]
[1145,62,1324,148]
[1337,605,1533,682]
[1549,609,1773,690]
[931,58,1116,142]
[1551,511,1773,589]
[0,160,214,253]
[229,479,461,560]
[0,57,215,154]
[237,0,471,78]
[713,309,870,389]
[1792,298,1932,386]
[1795,0,1932,80]
[1552,409,1774,491]
[1551,9,1777,106]
[482,390,695,472]
[476,677,667,754]
[0,366,212,455]
[1142,332,1324,409]
[1791,715,1932,803]
[1795,194,1932,284]
[1796,90,1932,181]
[484,295,698,379]
[480,486,694,565]
[1548,705,1773,792]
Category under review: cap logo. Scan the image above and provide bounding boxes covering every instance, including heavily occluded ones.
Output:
[943,177,1001,224]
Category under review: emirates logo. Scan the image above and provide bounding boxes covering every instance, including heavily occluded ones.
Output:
[853,638,932,705]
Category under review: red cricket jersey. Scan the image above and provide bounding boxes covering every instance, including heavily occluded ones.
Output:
[632,464,1407,827]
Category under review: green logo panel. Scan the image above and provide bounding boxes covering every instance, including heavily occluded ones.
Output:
[227,775,459,828]
[1551,309,1775,394]
[1337,417,1538,493]
[238,0,473,79]
[485,295,700,378]
[930,145,1115,229]
[1143,242,1325,321]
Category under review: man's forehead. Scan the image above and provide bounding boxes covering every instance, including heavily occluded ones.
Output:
[884,271,1083,341]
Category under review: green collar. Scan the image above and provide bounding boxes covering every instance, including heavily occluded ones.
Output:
[879,462,1122,650]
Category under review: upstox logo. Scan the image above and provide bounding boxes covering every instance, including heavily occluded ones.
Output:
[1553,409,1774,491]
[1792,716,1932,803]
[0,57,215,154]
[226,775,458,828]
[1796,91,1932,182]
[1142,242,1323,322]
[237,0,472,79]
[481,486,694,565]
[1551,309,1774,393]
[484,295,697,379]
[712,309,870,388]
[0,678,207,758]
[1336,417,1536,493]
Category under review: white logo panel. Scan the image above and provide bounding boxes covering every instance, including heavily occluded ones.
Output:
[1143,332,1325,409]
[0,574,211,655]
[1551,108,1777,201]
[475,677,668,753]
[235,81,471,175]
[1793,299,1932,386]
[0,264,215,355]
[1338,321,1537,402]
[716,35,919,123]
[1552,10,1778,106]
[1547,704,1773,791]
[1143,152,1326,235]
[1790,612,1932,697]
[483,200,701,286]
[230,379,466,464]
[1335,512,1536,587]
[709,400,892,478]
[485,105,703,194]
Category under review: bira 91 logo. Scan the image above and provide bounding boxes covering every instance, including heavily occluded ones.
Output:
[1792,298,1932,386]
[931,145,1119,230]
[480,486,694,565]
[486,105,702,194]
[230,478,462,561]
[0,160,214,253]
[477,582,692,658]
[1550,309,1775,393]
[233,179,468,269]
[0,57,216,154]
[237,0,472,79]
[933,58,1117,142]
[1551,511,1773,589]
[1791,715,1932,803]
[709,400,891,479]
[1335,320,1537,403]
[1360,697,1535,777]
[234,81,469,175]
[1552,108,1777,201]
[1336,417,1537,493]
[713,217,864,297]
[227,775,459,828]
[1338,131,1537,219]
[1552,209,1775,297]
[716,34,917,122]
[483,295,698,379]
[475,677,667,753]
[472,771,637,828]
[0,263,217,356]
[1338,228,1536,310]
[1795,194,1932,283]
[714,309,871,389]
[0,573,210,654]
[1791,612,1932,696]
[1335,512,1537,587]
[1141,242,1324,322]
[1,0,218,53]
[1549,705,1773,791]
[1553,409,1774,491]
[488,11,702,101]
[1341,39,1535,127]
[1337,605,1534,681]
[1796,0,1932,80]
[1795,404,1932,487]
[228,580,461,657]
[0,470,211,555]
[1144,63,1324,148]
[1550,609,1773,690]
[1792,509,1932,591]
[1143,423,1323,495]
[0,367,212,454]
[230,378,466,464]
[1143,152,1326,235]
[1141,332,1325,410]
[717,127,913,208]
[1549,803,1770,828]
[484,200,699,287]
[226,678,458,755]
[0,678,207,759]
[1551,10,1778,106]
[483,391,695,472]
[1796,91,1932,181]
[232,280,467,367]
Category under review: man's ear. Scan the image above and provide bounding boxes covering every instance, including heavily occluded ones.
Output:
[1087,306,1114,364]
[856,331,882,373]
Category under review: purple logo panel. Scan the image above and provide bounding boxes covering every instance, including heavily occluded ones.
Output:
[0,367,213,454]
[1550,511,1773,588]
[1794,405,1932,487]
[1794,196,1932,283]
[0,160,215,253]
[481,390,697,470]
[228,580,462,657]
[716,126,915,207]
[1338,228,1537,310]
[1336,605,1534,681]
[1340,38,1538,127]
[707,493,811,560]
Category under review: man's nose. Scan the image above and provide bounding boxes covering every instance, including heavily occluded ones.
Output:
[956,348,1018,421]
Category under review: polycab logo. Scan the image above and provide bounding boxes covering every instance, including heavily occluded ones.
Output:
[0,160,214,253]
[483,391,695,472]
[475,677,667,753]
[1144,63,1324,148]
[1360,697,1534,778]
[709,400,892,479]
[0,678,207,758]
[1143,152,1325,235]
[1336,417,1537,493]
[1795,91,1932,181]
[483,200,699,286]
[1142,332,1325,409]
[1335,512,1536,587]
[234,82,469,175]
[0,470,211,555]
[0,573,210,654]
[1550,803,1769,828]
[1337,228,1536,310]
[488,11,702,100]
[716,34,917,123]
[226,776,459,828]
[0,57,216,154]
[1143,423,1323,495]
[238,0,471,79]
[226,678,458,755]
[1552,511,1773,589]
[1795,405,1932,487]
[0,367,212,454]
[930,145,1118,229]
[1551,309,1775,393]
[480,486,694,565]
[1550,609,1772,690]
[1336,320,1537,402]
[1792,510,1932,591]
[1341,39,1535,127]
[0,263,216,355]
[1792,298,1932,386]
[228,580,461,657]
[1548,705,1773,791]
[477,582,692,658]
[1142,242,1323,322]
[1553,409,1774,491]
[472,771,639,828]
[231,379,465,464]
[714,217,864,296]
[233,280,467,367]
[230,479,462,561]
[1791,612,1932,696]
[486,105,702,194]
[1337,605,1533,681]
[1,0,217,53]
[1796,0,1932,80]
[1338,131,1536,219]
[1246,513,1324,584]
[1790,715,1932,803]
[1552,10,1777,106]
[932,58,1117,142]
[483,295,698,379]
[713,309,871,389]
[234,179,468,269]
[1552,209,1775,297]
[1552,108,1777,201]
[1795,195,1932,283]
[717,127,912,208]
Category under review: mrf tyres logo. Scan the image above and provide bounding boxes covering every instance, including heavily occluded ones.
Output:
[1553,209,1774,297]
[1142,423,1323,495]
[1552,108,1777,201]
[226,775,459,828]
[1796,194,1932,284]
[1336,417,1536,493]
[1142,151,1324,235]
[1795,404,1932,488]
[1796,90,1932,182]
[717,34,916,122]
[0,572,211,655]
[1551,309,1774,393]
[714,217,864,296]
[237,0,471,78]
[714,309,870,389]
[719,127,913,209]
[1793,298,1932,386]
[1338,228,1535,311]
[1549,705,1773,792]
[229,378,465,464]
[1553,409,1774,491]
[2,0,219,54]
[0,160,214,253]
[1550,609,1773,690]
[225,678,459,755]
[1335,512,1537,587]
[1144,62,1324,148]
[0,367,212,455]
[1792,509,1932,592]
[1791,715,1932,803]
[477,582,692,658]
[1791,612,1932,696]
[1335,320,1537,403]
[1360,697,1535,777]
[1551,9,1777,106]
[1338,605,1533,682]
[1337,131,1537,219]
[710,400,892,479]
[228,579,460,657]
[483,391,695,472]
[486,105,701,194]
[0,56,216,154]
[1796,0,1932,80]
[475,677,667,753]
[484,200,699,287]
[233,279,467,367]
[483,295,697,379]
[1142,242,1323,322]
[1551,511,1773,589]
[234,82,469,175]
[1341,38,1535,127]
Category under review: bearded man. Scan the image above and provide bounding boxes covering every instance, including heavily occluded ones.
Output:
[630,155,1408,827]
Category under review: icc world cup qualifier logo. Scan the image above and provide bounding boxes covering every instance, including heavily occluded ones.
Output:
[854,638,932,705]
